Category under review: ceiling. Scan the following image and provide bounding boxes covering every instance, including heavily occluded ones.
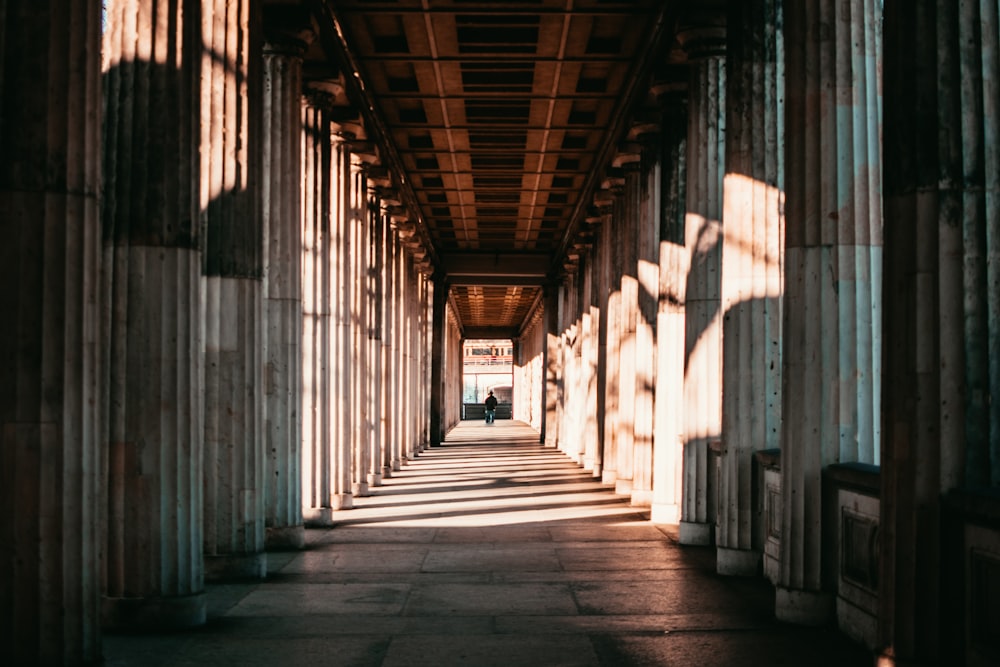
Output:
[298,0,678,339]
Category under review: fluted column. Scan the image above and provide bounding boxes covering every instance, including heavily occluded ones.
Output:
[1,1,102,661]
[200,0,266,581]
[543,283,561,447]
[716,0,785,576]
[260,41,307,548]
[301,87,331,525]
[331,135,356,508]
[598,197,620,483]
[348,158,370,494]
[615,166,640,496]
[882,1,998,661]
[430,275,447,447]
[679,50,726,546]
[632,145,660,507]
[102,0,206,628]
[779,0,882,624]
[651,85,689,524]
[581,247,602,473]
[365,193,385,488]
[374,205,391,482]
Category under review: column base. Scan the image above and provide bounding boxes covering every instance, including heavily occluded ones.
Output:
[353,481,370,497]
[367,472,383,487]
[678,520,713,545]
[630,490,653,507]
[601,469,617,485]
[382,465,392,479]
[716,547,761,576]
[392,459,402,471]
[266,524,306,550]
[205,551,267,581]
[333,493,354,510]
[614,478,633,495]
[650,502,680,524]
[775,585,834,626]
[592,462,603,478]
[303,508,335,527]
[103,592,207,631]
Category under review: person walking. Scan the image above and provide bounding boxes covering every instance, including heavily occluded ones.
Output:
[484,390,498,424]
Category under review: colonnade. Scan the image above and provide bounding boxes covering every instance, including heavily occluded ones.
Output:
[540,0,1000,664]
[4,0,1000,665]
[2,0,432,663]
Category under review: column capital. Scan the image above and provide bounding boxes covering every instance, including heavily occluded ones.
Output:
[676,9,727,61]
[262,5,317,56]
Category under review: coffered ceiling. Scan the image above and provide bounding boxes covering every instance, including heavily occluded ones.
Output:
[308,0,675,338]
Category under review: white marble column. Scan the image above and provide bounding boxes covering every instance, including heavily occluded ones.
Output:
[597,196,620,484]
[679,51,726,546]
[102,0,206,628]
[882,0,996,660]
[632,144,660,507]
[300,88,332,526]
[616,165,640,496]
[200,0,268,581]
[1,1,102,661]
[261,26,310,550]
[350,158,371,495]
[581,245,602,474]
[779,0,882,624]
[365,195,384,488]
[331,135,356,509]
[651,84,689,525]
[716,0,785,576]
[543,283,562,448]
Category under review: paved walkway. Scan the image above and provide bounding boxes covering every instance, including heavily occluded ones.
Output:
[105,421,872,666]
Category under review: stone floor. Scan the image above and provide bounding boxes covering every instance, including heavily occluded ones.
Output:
[104,421,873,666]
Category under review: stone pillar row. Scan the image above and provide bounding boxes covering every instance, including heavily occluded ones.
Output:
[2,1,437,659]
[548,0,886,636]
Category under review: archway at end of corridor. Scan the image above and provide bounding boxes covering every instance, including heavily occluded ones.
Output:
[461,338,513,421]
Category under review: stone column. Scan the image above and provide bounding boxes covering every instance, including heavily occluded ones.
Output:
[716,0,784,576]
[261,19,311,549]
[299,84,333,527]
[388,226,404,470]
[331,134,355,508]
[200,0,267,581]
[543,283,562,447]
[1,1,102,661]
[102,0,206,628]
[597,194,621,483]
[651,83,689,525]
[615,163,640,496]
[632,140,660,507]
[367,197,389,487]
[679,43,726,546]
[429,275,447,446]
[375,204,400,483]
[882,0,997,661]
[581,245,602,473]
[779,0,882,624]
[349,157,370,495]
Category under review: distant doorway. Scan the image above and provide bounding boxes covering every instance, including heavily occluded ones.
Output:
[462,339,513,420]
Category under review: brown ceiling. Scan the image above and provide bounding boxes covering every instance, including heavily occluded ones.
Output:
[310,0,673,338]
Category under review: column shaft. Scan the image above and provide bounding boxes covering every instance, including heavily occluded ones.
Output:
[779,0,882,623]
[882,0,999,660]
[616,171,640,495]
[331,138,355,507]
[102,0,206,629]
[350,161,370,495]
[201,0,266,580]
[260,46,307,548]
[716,0,784,575]
[633,154,661,506]
[680,55,726,545]
[652,88,689,524]
[599,201,620,483]
[1,0,103,661]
